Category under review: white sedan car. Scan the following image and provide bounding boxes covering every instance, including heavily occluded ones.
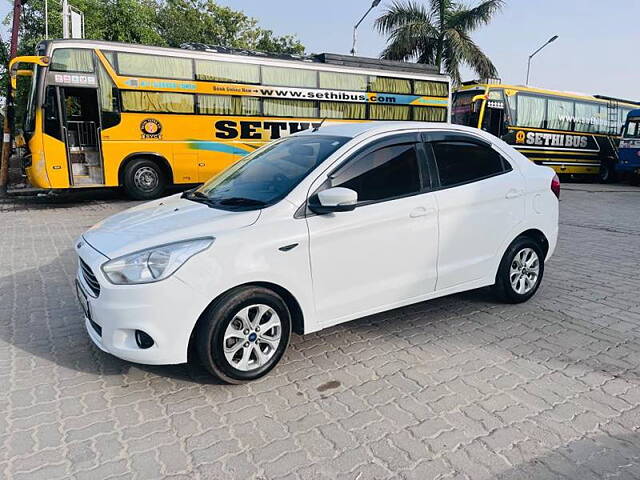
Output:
[75,122,559,383]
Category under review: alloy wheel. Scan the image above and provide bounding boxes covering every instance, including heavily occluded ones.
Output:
[509,247,540,294]
[222,304,282,371]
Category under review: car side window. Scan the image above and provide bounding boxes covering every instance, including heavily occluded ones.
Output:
[430,141,509,188]
[331,143,422,203]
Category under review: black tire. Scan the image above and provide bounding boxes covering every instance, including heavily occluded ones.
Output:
[599,160,617,184]
[122,158,167,200]
[493,236,545,304]
[195,286,292,384]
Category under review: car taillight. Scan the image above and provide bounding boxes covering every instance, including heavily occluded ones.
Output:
[551,174,560,199]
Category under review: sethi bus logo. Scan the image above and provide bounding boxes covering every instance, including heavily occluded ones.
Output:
[140,119,162,139]
[514,130,591,149]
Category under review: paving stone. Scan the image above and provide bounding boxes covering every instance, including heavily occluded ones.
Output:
[2,184,640,478]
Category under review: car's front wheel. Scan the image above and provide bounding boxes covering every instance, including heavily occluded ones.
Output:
[195,286,291,383]
[493,236,545,303]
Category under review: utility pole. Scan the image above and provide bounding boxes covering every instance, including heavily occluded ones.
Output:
[0,0,23,196]
[526,35,558,86]
[351,0,381,56]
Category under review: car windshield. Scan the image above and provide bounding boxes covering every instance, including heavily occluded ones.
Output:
[189,135,349,210]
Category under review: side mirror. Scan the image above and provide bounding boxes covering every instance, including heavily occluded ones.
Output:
[308,187,358,214]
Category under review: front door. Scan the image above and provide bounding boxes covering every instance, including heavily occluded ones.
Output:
[306,136,439,325]
[59,86,105,186]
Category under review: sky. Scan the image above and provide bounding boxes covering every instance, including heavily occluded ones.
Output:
[213,0,639,101]
[1,0,637,100]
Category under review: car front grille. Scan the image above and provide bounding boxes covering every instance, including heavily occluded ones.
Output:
[80,258,101,297]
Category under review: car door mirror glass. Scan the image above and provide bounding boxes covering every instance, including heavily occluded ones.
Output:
[309,187,358,214]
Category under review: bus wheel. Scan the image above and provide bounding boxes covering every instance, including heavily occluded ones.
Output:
[123,158,166,200]
[598,161,617,184]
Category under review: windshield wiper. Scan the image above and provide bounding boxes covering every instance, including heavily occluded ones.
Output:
[181,189,217,206]
[214,197,267,207]
[181,188,208,199]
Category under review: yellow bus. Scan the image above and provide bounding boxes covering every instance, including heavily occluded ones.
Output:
[10,40,450,199]
[452,82,639,181]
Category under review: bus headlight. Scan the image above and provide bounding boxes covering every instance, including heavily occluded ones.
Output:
[102,238,214,285]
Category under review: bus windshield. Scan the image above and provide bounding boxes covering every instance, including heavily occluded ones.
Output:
[452,91,481,128]
[189,134,348,210]
[623,117,640,139]
[23,66,41,136]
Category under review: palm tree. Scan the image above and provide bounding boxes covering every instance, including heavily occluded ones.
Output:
[375,0,504,85]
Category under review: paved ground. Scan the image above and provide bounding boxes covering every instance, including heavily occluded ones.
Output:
[1,183,640,480]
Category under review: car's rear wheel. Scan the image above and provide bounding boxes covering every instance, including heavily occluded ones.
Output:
[195,286,291,384]
[493,236,545,303]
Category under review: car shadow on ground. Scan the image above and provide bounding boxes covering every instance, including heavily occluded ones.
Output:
[0,247,499,383]
[2,248,639,392]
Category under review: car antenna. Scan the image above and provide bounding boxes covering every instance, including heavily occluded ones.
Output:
[312,118,327,132]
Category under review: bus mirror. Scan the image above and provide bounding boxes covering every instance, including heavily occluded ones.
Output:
[9,56,50,90]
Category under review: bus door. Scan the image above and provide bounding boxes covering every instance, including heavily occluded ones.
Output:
[481,91,507,138]
[57,85,105,186]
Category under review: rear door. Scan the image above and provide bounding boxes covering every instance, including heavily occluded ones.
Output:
[424,132,525,291]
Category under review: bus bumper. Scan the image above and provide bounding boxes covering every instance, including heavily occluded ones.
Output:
[615,163,640,175]
[75,239,212,366]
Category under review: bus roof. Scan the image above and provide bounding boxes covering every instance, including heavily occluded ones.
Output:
[628,109,640,119]
[457,82,640,107]
[38,39,445,80]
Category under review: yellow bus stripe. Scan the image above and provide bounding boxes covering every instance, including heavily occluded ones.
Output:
[517,149,599,156]
[528,158,599,164]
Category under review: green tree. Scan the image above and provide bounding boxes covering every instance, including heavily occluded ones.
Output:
[5,0,304,58]
[375,0,504,84]
[3,0,304,125]
[156,0,304,54]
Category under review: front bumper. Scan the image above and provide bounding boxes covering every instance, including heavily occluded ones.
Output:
[75,239,212,365]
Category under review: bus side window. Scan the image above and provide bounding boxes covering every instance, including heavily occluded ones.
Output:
[43,86,63,141]
[97,62,121,129]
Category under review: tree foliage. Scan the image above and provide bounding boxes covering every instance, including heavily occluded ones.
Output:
[1,0,304,123]
[375,0,503,85]
[1,0,304,83]
[156,0,303,53]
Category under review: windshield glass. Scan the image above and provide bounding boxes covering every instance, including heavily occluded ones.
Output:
[452,91,481,127]
[194,134,349,209]
[24,66,41,135]
[623,118,640,139]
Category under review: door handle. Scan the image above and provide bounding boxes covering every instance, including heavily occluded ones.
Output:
[505,189,524,199]
[409,207,435,218]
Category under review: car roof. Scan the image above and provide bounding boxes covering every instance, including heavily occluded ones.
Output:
[301,121,492,141]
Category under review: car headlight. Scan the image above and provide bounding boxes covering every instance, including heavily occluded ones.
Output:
[101,237,214,285]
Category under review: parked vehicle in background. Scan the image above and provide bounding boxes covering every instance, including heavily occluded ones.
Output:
[9,39,450,199]
[75,122,559,383]
[452,81,639,182]
[617,109,640,185]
